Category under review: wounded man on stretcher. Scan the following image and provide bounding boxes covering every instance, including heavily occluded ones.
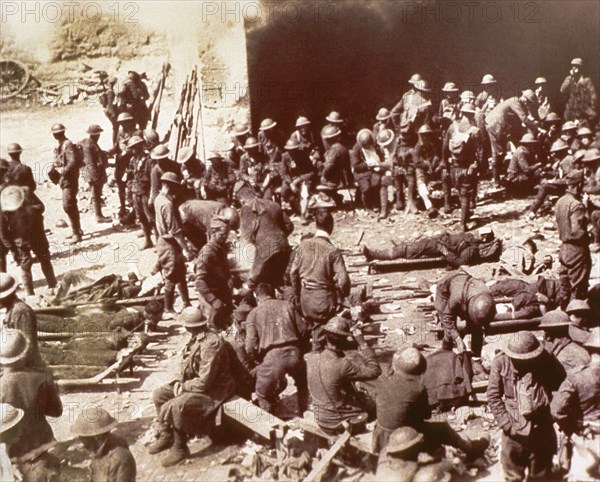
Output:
[362,228,502,269]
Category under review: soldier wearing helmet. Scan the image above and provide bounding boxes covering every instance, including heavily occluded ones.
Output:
[372,107,393,140]
[150,145,182,210]
[238,137,273,199]
[127,136,154,248]
[202,152,235,203]
[257,118,283,165]
[305,316,381,435]
[320,125,354,198]
[229,123,251,169]
[475,74,501,114]
[289,116,322,167]
[438,82,461,130]
[118,70,150,129]
[5,143,36,194]
[114,112,141,218]
[485,90,543,185]
[560,57,598,125]
[533,76,552,121]
[280,137,317,221]
[51,123,83,243]
[434,271,496,368]
[176,146,206,200]
[442,103,481,230]
[99,74,119,145]
[376,128,406,212]
[408,124,439,217]
[320,111,349,150]
[504,133,543,195]
[178,199,237,253]
[351,129,393,218]
[81,125,111,223]
[390,73,422,127]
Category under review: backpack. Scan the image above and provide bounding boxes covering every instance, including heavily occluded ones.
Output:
[73,142,85,169]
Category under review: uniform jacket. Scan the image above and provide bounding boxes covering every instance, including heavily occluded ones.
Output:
[5,161,36,192]
[238,152,271,188]
[322,142,353,187]
[202,161,235,196]
[551,362,600,435]
[423,349,472,407]
[154,191,183,239]
[240,197,292,256]
[290,129,320,157]
[53,139,79,188]
[0,366,62,458]
[245,298,304,359]
[555,192,589,245]
[177,331,236,402]
[89,434,136,482]
[150,161,180,206]
[281,151,316,184]
[194,239,230,304]
[487,351,565,435]
[544,337,590,374]
[506,145,539,183]
[306,346,381,430]
[485,97,538,137]
[80,137,107,184]
[154,236,186,282]
[179,200,224,236]
[350,142,388,176]
[560,75,598,123]
[443,117,480,167]
[129,153,152,195]
[2,299,45,368]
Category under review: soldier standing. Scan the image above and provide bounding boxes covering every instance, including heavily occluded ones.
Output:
[555,169,591,301]
[5,143,36,193]
[229,123,250,169]
[410,125,439,217]
[114,112,139,218]
[390,73,422,127]
[179,200,238,253]
[377,128,405,212]
[237,137,272,199]
[290,210,350,350]
[560,58,598,125]
[475,74,500,113]
[202,152,235,203]
[51,123,82,243]
[81,125,110,223]
[118,70,150,130]
[280,138,316,220]
[321,125,354,196]
[99,76,119,146]
[128,135,154,249]
[177,146,205,200]
[534,77,552,121]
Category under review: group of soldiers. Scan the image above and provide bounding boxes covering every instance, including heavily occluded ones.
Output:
[0,57,599,481]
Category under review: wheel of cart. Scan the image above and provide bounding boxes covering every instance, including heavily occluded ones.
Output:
[0,59,31,99]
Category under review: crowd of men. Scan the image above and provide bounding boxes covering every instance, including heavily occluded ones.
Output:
[0,58,599,481]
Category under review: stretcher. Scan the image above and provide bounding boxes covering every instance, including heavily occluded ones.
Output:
[367,257,446,274]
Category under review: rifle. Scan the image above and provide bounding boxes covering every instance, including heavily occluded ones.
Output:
[150,62,171,130]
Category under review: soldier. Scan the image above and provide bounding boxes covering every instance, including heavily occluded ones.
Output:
[551,327,600,481]
[438,81,461,130]
[487,331,566,481]
[202,152,235,203]
[574,126,595,154]
[560,121,578,152]
[81,124,110,223]
[239,187,293,289]
[0,273,46,368]
[555,169,591,301]
[150,145,180,210]
[238,137,272,199]
[320,125,354,194]
[377,128,405,212]
[351,129,392,217]
[245,282,308,414]
[504,133,542,194]
[528,138,577,218]
[539,310,590,374]
[373,347,488,457]
[229,123,250,169]
[149,307,235,466]
[70,408,137,482]
[390,73,422,127]
[257,118,283,166]
[118,70,150,129]
[320,111,348,150]
[363,227,502,268]
[442,102,480,229]
[434,270,496,376]
[179,199,238,253]
[397,80,434,147]
[291,209,350,350]
[114,112,139,218]
[372,107,393,140]
[534,77,551,121]
[0,187,57,297]
[0,330,63,468]
[51,123,83,243]
[5,143,35,193]
[485,90,541,185]
[410,124,439,217]
[475,74,500,113]
[305,316,381,435]
[143,128,160,152]
[560,58,598,125]
[194,217,232,330]
[280,138,316,220]
[566,299,594,346]
[177,146,206,200]
[128,136,154,249]
[99,75,119,146]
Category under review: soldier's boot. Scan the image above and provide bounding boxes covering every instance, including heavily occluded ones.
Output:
[460,195,471,232]
[21,268,35,296]
[379,187,389,219]
[163,285,176,315]
[442,179,453,214]
[492,160,502,186]
[406,175,419,214]
[362,245,398,261]
[161,430,190,467]
[395,184,405,211]
[141,229,153,250]
[39,257,57,289]
[177,281,191,308]
[93,194,111,223]
[147,424,173,454]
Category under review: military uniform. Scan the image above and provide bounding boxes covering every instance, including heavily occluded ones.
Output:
[53,138,82,236]
[240,197,293,289]
[544,337,590,374]
[555,191,591,300]
[88,433,136,482]
[245,298,308,413]
[321,142,354,189]
[560,74,598,124]
[238,151,273,199]
[2,298,45,368]
[179,200,225,252]
[5,160,35,193]
[153,331,235,436]
[153,236,190,312]
[306,344,381,434]
[118,75,150,129]
[409,139,438,214]
[194,237,231,330]
[129,151,154,242]
[114,127,140,215]
[350,142,392,214]
[529,152,574,215]
[202,160,235,203]
[81,136,108,220]
[434,271,491,356]
[505,145,540,193]
[280,150,316,217]
[487,351,565,482]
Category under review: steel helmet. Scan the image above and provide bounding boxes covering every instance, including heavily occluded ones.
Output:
[534,76,547,85]
[442,82,459,92]
[116,112,134,123]
[233,123,250,136]
[583,148,600,163]
[284,138,300,150]
[0,186,25,212]
[376,108,391,121]
[377,128,395,147]
[295,116,311,127]
[127,135,144,149]
[414,80,431,92]
[177,306,207,328]
[460,90,476,102]
[0,273,18,299]
[386,427,424,455]
[143,129,160,145]
[521,89,537,103]
[177,146,194,164]
[220,207,240,231]
[392,347,426,375]
[504,331,544,360]
[468,293,496,326]
[244,137,260,149]
[545,112,561,123]
[0,403,24,434]
[578,127,593,137]
[408,73,422,85]
[207,151,224,161]
[418,124,434,135]
[322,125,342,139]
[323,316,352,337]
[259,118,277,131]
[562,121,577,132]
[160,172,181,185]
[86,124,103,135]
[356,129,374,146]
[550,139,569,153]
[150,144,170,160]
[461,102,476,114]
[519,133,538,144]
[571,58,583,66]
[0,329,30,366]
[481,74,497,85]
[7,143,22,154]
[71,408,117,437]
[50,123,66,133]
[325,111,344,123]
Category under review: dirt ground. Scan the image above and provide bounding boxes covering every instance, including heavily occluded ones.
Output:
[2,100,598,481]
